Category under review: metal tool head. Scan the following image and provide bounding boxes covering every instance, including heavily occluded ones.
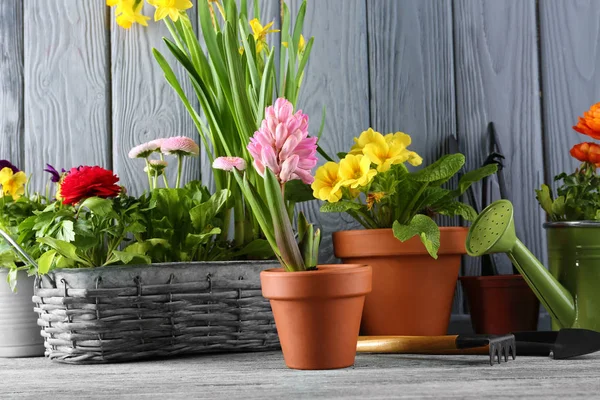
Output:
[514,329,600,359]
[456,334,516,365]
[466,200,517,256]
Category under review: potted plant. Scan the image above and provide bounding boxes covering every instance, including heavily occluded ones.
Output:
[0,161,45,357]
[312,128,497,336]
[216,98,372,370]
[458,124,539,335]
[535,102,600,331]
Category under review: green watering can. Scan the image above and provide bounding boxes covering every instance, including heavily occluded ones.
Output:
[466,199,600,332]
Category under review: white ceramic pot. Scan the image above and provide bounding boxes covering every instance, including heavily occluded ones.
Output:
[0,269,44,357]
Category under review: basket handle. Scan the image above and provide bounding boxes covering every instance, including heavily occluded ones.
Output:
[0,228,39,269]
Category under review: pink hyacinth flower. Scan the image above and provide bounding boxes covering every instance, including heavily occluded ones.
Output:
[247,98,318,184]
[212,156,247,172]
[161,136,200,156]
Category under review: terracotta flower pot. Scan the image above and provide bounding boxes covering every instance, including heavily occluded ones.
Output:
[333,227,467,336]
[460,275,539,335]
[260,264,372,370]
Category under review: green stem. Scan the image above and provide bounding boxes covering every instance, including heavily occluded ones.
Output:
[234,197,245,247]
[398,182,428,224]
[144,158,153,191]
[175,154,183,189]
[160,154,169,188]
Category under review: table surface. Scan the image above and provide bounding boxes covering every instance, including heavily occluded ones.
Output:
[2,351,599,399]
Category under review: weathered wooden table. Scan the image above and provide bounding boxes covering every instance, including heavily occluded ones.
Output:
[1,351,599,399]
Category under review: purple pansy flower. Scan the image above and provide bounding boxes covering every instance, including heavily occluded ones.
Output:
[44,164,66,183]
[0,160,19,173]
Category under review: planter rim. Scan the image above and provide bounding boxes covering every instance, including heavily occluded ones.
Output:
[544,221,600,229]
[260,264,372,300]
[333,227,468,257]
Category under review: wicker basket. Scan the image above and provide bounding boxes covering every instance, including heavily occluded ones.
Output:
[32,260,281,364]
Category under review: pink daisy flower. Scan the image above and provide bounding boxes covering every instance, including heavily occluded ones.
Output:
[128,141,160,159]
[161,136,200,156]
[212,156,247,172]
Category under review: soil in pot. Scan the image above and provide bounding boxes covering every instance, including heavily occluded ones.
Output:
[460,274,539,335]
[333,228,467,336]
[0,270,44,357]
[260,264,372,370]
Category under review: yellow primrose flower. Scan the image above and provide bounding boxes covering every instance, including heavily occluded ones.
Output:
[363,131,420,172]
[250,18,279,53]
[115,0,150,29]
[147,0,193,22]
[366,192,385,210]
[311,162,343,203]
[349,128,384,155]
[407,151,423,166]
[0,167,27,200]
[337,154,377,189]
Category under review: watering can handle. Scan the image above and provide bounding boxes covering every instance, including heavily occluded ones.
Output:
[0,228,39,269]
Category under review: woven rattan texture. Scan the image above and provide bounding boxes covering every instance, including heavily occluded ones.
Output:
[32,261,281,364]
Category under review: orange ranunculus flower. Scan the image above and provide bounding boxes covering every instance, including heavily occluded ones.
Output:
[570,142,600,165]
[573,102,600,139]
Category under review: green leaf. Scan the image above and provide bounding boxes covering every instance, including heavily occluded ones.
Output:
[232,239,274,259]
[284,180,315,203]
[455,164,498,196]
[320,201,363,213]
[56,220,75,242]
[436,201,478,221]
[79,197,113,217]
[37,237,93,268]
[189,189,229,230]
[392,215,441,259]
[111,251,151,266]
[264,168,305,271]
[7,268,18,292]
[37,249,57,275]
[535,184,554,217]
[411,153,465,185]
[552,195,566,217]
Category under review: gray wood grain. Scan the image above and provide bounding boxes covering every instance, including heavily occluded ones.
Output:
[367,0,464,311]
[0,1,23,169]
[1,352,599,399]
[111,1,200,195]
[454,0,547,278]
[290,0,370,264]
[23,0,110,191]
[539,0,600,184]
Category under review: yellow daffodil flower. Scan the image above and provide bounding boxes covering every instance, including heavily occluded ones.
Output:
[337,154,377,189]
[282,34,306,54]
[363,131,421,172]
[147,0,193,22]
[250,18,279,53]
[115,0,150,29]
[311,162,343,202]
[349,128,383,155]
[0,167,27,200]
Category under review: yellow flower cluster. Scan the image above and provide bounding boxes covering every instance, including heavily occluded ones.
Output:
[311,128,422,203]
[107,0,192,29]
[0,168,27,200]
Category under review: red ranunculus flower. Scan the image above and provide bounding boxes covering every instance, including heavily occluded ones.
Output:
[569,142,600,166]
[59,166,121,205]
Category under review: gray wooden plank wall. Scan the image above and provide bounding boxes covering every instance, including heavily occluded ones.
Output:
[0,0,596,319]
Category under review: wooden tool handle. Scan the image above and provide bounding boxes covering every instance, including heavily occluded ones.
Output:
[357,336,489,355]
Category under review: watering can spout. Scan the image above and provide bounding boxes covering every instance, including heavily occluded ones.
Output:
[466,200,576,328]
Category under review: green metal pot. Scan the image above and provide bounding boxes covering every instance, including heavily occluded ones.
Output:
[465,200,600,333]
[545,222,600,332]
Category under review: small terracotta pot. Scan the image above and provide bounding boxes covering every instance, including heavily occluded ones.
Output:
[260,264,372,370]
[333,228,467,336]
[460,274,539,335]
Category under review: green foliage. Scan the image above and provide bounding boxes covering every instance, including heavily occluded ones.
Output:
[536,164,600,221]
[320,153,497,258]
